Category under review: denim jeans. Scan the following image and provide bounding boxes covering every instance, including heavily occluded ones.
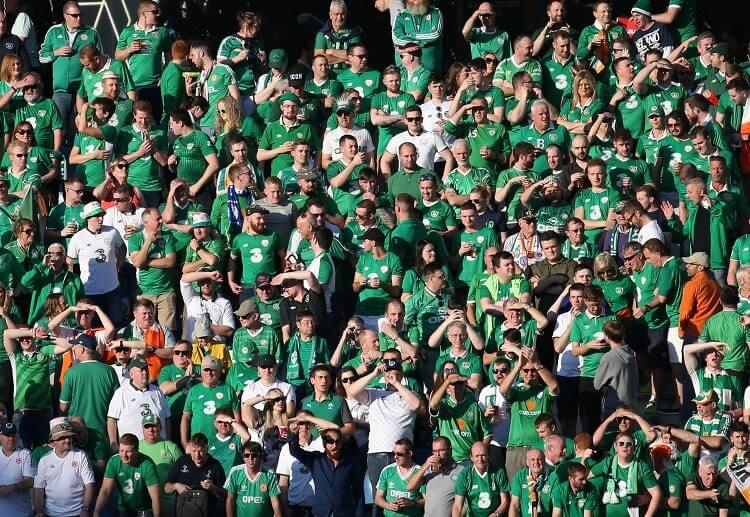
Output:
[52,91,75,144]
[367,452,394,517]
[89,286,125,329]
[13,409,51,449]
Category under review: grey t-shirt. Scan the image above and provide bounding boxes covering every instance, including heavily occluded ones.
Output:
[424,462,466,517]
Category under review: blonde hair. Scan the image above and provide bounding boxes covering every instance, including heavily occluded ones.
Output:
[571,70,597,108]
[261,388,288,432]
[593,252,619,278]
[215,95,242,134]
[0,54,21,83]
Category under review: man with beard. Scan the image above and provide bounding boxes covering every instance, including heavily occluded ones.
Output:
[392,0,444,74]
[550,462,600,517]
[521,177,572,234]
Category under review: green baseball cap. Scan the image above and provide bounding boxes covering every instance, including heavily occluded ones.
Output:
[188,211,211,228]
[278,92,300,105]
[127,355,148,370]
[268,49,287,68]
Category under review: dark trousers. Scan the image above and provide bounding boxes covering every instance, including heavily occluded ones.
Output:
[0,360,13,413]
[556,375,580,438]
[13,409,51,449]
[488,444,506,471]
[140,190,163,209]
[367,452,394,517]
[137,85,163,123]
[579,377,602,434]
[89,286,125,329]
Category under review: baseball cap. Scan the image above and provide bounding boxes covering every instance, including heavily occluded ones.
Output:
[520,209,537,221]
[648,105,665,118]
[194,325,214,339]
[81,201,105,219]
[613,201,628,213]
[710,43,731,58]
[268,48,288,68]
[288,69,306,88]
[335,100,354,113]
[362,228,385,246]
[1,422,16,435]
[277,92,300,105]
[201,355,222,371]
[683,252,709,267]
[692,390,717,404]
[142,413,159,426]
[245,205,269,217]
[70,333,97,350]
[127,355,148,370]
[256,353,277,368]
[255,272,273,289]
[188,211,211,228]
[0,174,9,185]
[383,358,402,372]
[297,167,318,181]
[234,299,260,317]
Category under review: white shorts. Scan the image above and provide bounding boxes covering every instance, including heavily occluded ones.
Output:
[667,326,684,363]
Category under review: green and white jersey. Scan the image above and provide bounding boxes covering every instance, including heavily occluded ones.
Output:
[559,98,604,125]
[209,433,244,477]
[404,287,450,348]
[160,61,187,123]
[258,119,320,176]
[542,55,576,108]
[170,128,217,185]
[138,438,182,509]
[573,187,621,244]
[589,458,658,517]
[668,0,699,43]
[370,91,415,154]
[730,234,750,267]
[458,86,506,116]
[444,119,510,174]
[529,199,573,233]
[354,251,404,316]
[184,382,240,438]
[606,154,652,196]
[39,24,102,94]
[593,276,636,315]
[689,367,742,412]
[336,68,382,101]
[656,257,684,328]
[45,202,84,247]
[511,123,571,173]
[506,383,556,447]
[314,27,362,72]
[456,226,499,287]
[217,35,260,96]
[455,465,510,517]
[116,24,173,88]
[510,467,556,517]
[684,412,731,440]
[655,466,687,517]
[631,262,668,329]
[612,84,646,139]
[127,231,176,295]
[72,126,118,187]
[434,392,491,461]
[417,199,456,232]
[642,82,686,123]
[14,98,62,150]
[197,62,237,128]
[233,325,283,367]
[467,28,511,60]
[400,65,431,99]
[230,231,281,286]
[561,240,596,262]
[493,57,543,92]
[77,57,134,100]
[226,362,258,393]
[495,167,542,224]
[377,463,424,517]
[103,453,159,512]
[10,344,56,409]
[570,312,616,378]
[550,479,600,517]
[699,310,750,372]
[114,125,167,192]
[659,135,695,199]
[224,466,281,517]
[156,364,199,418]
[443,166,492,197]
[1,147,53,183]
[305,77,344,99]
[435,349,483,378]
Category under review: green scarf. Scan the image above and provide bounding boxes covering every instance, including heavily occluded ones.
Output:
[603,456,638,506]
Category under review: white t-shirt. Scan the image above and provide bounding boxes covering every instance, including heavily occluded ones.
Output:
[276,437,323,507]
[553,311,580,378]
[110,363,131,385]
[67,226,125,294]
[322,126,375,161]
[636,219,664,244]
[180,281,236,341]
[385,129,448,170]
[0,447,34,515]
[241,379,296,411]
[420,100,455,155]
[103,206,146,246]
[34,448,95,516]
[477,384,510,447]
[365,389,417,453]
[107,382,171,439]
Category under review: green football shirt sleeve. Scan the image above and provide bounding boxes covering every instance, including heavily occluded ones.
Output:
[142,457,160,486]
[103,456,118,479]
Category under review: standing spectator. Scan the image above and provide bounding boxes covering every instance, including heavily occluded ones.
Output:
[128,208,177,330]
[21,242,84,324]
[7,0,39,69]
[187,41,239,136]
[225,440,283,517]
[453,440,510,517]
[593,319,640,410]
[406,437,465,517]
[392,0,443,74]
[0,422,33,516]
[75,44,135,109]
[165,433,227,514]
[115,0,173,120]
[157,340,200,442]
[14,72,63,152]
[33,419,96,517]
[93,433,161,517]
[314,0,362,73]
[59,333,119,461]
[180,270,235,341]
[66,201,126,327]
[276,409,322,515]
[217,11,266,116]
[699,286,750,386]
[116,297,176,383]
[461,2,511,60]
[107,355,171,444]
[679,252,721,343]
[630,2,674,62]
[139,414,182,515]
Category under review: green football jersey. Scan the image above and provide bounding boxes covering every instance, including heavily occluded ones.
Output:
[466,28,512,60]
[434,392,491,461]
[456,227,498,287]
[230,231,281,286]
[127,231,176,295]
[103,453,159,511]
[455,465,510,517]
[171,128,217,185]
[209,433,244,477]
[197,62,237,128]
[570,312,616,377]
[631,262,668,329]
[13,98,62,150]
[506,384,556,447]
[77,58,134,100]
[377,463,424,517]
[116,25,173,88]
[224,466,281,517]
[354,251,404,316]
[114,125,167,192]
[184,382,240,438]
[371,91,415,154]
[573,187,621,244]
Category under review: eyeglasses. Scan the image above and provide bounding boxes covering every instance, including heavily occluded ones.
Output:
[493,368,510,374]
[112,197,129,203]
[144,9,160,14]
[340,377,356,384]
[323,436,342,445]
[216,420,232,425]
[115,163,129,169]
[65,12,81,18]
[394,451,409,457]
[243,452,260,458]
[173,350,189,356]
[616,441,634,447]
[352,54,368,59]
[406,116,423,122]
[15,129,32,135]
[622,253,639,262]
[67,188,84,194]
[15,153,28,158]
[521,368,536,373]
[21,229,34,234]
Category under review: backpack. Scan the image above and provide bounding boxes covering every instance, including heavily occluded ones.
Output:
[176,489,209,517]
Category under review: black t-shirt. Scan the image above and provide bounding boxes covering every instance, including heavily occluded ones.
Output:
[279,289,327,328]
[167,454,226,510]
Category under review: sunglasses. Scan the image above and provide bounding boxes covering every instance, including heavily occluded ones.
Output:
[622,253,639,262]
[112,197,129,203]
[493,368,510,374]
[67,188,84,194]
[340,377,356,384]
[23,84,39,90]
[484,58,499,64]
[65,12,81,18]
[521,368,536,373]
[393,451,409,457]
[406,117,422,122]
[216,420,232,425]
[21,229,34,234]
[323,436,342,445]
[15,129,32,135]
[15,153,28,158]
[616,441,634,447]
[115,163,129,169]
[244,452,260,458]
[173,350,189,356]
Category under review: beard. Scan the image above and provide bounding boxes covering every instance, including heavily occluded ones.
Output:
[408,0,429,15]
